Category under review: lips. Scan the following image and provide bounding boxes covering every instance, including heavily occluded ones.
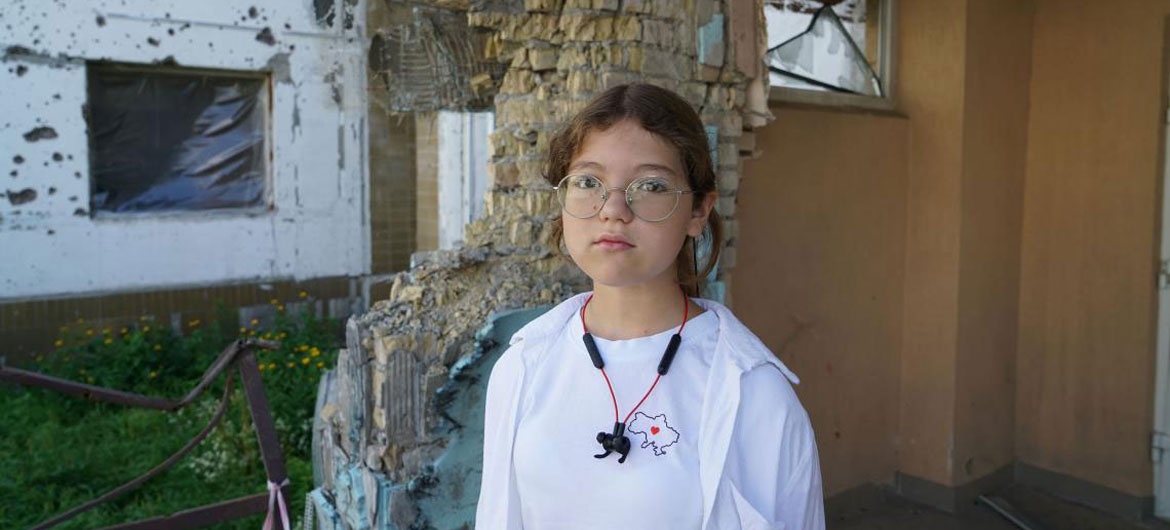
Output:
[594,234,634,250]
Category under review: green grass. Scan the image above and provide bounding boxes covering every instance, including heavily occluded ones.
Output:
[0,300,338,530]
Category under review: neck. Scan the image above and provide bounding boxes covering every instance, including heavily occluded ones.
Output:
[584,277,704,340]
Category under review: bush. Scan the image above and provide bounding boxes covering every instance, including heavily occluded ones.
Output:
[0,296,340,530]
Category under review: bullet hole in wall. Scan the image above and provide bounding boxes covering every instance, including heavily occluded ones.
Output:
[7,188,36,205]
[23,126,57,142]
[256,27,276,46]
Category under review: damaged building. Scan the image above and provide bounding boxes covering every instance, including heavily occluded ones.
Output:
[8,0,1170,529]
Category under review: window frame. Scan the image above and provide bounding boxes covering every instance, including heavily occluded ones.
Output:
[766,0,898,112]
[85,61,275,220]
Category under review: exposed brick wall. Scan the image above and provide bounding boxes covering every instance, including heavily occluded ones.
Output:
[414,112,440,252]
[0,277,359,363]
[369,109,418,274]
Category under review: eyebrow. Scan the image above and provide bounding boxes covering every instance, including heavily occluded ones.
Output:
[568,160,679,176]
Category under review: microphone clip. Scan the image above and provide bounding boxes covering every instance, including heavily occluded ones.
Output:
[594,422,632,463]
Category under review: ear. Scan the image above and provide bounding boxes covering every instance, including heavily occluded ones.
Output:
[686,191,717,238]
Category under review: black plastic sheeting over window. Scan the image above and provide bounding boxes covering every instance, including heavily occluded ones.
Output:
[88,64,268,213]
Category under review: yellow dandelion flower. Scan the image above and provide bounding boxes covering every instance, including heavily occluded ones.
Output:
[278,305,285,312]
[139,315,149,321]
[250,318,259,326]
[239,327,247,334]
[103,338,113,345]
[54,339,64,347]
[258,364,265,372]
[298,345,309,351]
[267,363,276,370]
[277,332,287,339]
[301,357,310,365]
[120,327,128,334]
[298,291,308,298]
[316,361,325,368]
[149,371,157,378]
[270,298,279,305]
[85,329,94,336]
[143,325,151,332]
[249,329,257,336]
[311,348,321,358]
[102,327,111,334]
[286,362,295,368]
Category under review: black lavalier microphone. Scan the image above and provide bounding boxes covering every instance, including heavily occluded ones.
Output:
[594,422,632,463]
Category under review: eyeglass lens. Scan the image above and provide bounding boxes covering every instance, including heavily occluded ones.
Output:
[557,174,680,222]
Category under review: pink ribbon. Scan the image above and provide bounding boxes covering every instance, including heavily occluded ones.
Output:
[262,478,291,530]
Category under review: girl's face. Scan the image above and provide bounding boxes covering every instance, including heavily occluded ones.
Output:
[562,119,713,289]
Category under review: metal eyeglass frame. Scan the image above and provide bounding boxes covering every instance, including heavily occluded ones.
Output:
[553,173,698,223]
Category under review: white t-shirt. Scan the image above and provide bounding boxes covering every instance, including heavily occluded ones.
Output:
[511,306,719,530]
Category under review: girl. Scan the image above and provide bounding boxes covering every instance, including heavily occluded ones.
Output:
[476,83,825,530]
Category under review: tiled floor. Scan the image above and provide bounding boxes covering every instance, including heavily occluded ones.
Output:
[829,484,1170,530]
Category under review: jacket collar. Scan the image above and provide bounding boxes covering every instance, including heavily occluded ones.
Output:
[510,291,800,386]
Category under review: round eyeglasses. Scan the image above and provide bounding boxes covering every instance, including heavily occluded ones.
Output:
[554,174,697,223]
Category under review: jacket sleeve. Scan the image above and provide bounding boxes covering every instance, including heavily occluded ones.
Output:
[725,363,826,530]
[475,341,528,530]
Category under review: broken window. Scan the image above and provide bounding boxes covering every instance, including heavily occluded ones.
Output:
[87,63,269,213]
[765,0,891,98]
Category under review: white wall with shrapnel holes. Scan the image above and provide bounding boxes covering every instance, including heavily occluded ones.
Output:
[0,0,369,300]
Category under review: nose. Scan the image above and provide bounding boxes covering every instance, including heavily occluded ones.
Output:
[598,187,635,223]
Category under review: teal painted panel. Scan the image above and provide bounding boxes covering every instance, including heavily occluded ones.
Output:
[415,306,551,529]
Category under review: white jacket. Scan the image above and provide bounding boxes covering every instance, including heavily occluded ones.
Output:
[476,293,826,530]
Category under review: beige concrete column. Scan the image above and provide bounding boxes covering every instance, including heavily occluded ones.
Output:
[897,0,1032,504]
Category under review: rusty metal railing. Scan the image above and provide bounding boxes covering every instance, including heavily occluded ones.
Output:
[0,339,293,530]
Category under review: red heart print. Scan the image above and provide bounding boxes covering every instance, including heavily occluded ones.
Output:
[651,426,660,435]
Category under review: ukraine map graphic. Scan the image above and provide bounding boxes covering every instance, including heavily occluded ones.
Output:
[627,411,680,456]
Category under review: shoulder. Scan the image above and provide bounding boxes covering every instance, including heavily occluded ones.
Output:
[486,294,588,388]
[489,339,526,380]
[733,363,817,469]
[695,298,802,385]
[740,363,801,405]
[507,292,590,346]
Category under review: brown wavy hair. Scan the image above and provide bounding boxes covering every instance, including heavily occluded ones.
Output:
[545,83,723,297]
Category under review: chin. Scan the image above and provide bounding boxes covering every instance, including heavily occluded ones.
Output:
[581,263,649,288]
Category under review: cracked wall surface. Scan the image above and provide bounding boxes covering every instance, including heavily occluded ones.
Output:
[315,0,773,527]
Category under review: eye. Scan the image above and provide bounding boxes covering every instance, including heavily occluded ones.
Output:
[632,178,670,193]
[568,174,601,189]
